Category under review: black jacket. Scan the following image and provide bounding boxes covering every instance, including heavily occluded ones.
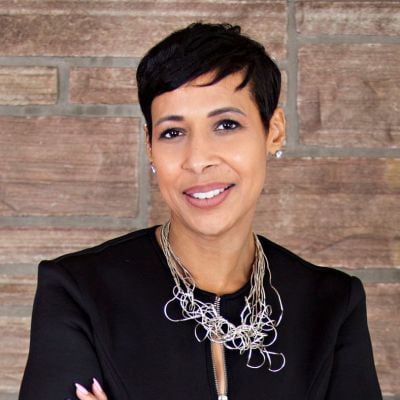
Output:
[19,225,382,400]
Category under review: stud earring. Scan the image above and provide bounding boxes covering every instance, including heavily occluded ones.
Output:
[275,150,283,159]
[150,163,156,174]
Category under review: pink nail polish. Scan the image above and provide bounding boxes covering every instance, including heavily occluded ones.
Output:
[92,377,103,392]
[75,383,89,395]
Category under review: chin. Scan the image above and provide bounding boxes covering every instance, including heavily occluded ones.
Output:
[168,197,255,238]
[193,224,228,238]
[181,213,241,238]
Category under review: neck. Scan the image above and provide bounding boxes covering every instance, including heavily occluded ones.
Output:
[156,218,256,296]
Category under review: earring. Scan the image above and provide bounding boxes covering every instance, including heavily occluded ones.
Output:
[150,163,156,174]
[275,150,283,159]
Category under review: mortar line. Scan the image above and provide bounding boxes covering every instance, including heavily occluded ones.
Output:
[281,146,400,158]
[0,263,398,282]
[298,34,400,45]
[136,114,151,229]
[0,306,33,317]
[285,0,299,150]
[0,104,142,117]
[0,264,38,275]
[337,268,400,284]
[57,61,69,105]
[0,215,140,229]
[0,56,141,67]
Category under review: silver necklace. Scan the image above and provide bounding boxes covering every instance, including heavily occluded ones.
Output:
[160,221,285,372]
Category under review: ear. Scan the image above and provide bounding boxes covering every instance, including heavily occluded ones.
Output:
[144,124,152,161]
[266,108,286,155]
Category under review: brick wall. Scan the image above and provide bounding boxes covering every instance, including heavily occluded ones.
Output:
[0,1,399,398]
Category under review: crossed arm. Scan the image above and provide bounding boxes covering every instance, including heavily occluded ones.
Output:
[75,378,108,400]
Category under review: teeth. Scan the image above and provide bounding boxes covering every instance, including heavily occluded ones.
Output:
[191,188,225,199]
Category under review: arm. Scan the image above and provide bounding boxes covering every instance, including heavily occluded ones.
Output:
[19,260,105,400]
[325,277,382,400]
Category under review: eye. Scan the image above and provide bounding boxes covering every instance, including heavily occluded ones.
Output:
[159,128,183,140]
[215,119,241,131]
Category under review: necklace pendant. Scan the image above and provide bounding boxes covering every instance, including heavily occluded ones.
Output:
[218,396,228,400]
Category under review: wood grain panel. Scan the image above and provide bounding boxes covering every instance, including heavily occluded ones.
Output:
[0,1,286,59]
[366,283,400,394]
[296,1,400,36]
[298,44,400,148]
[0,317,30,393]
[0,116,139,217]
[0,227,133,264]
[70,67,137,104]
[0,67,57,105]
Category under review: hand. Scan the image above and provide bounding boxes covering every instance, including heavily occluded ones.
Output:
[75,378,108,400]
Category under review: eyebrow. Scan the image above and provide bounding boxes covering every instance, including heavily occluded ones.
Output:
[154,107,246,127]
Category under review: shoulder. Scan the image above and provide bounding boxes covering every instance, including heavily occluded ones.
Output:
[37,225,161,282]
[34,225,165,318]
[54,225,157,261]
[257,234,365,314]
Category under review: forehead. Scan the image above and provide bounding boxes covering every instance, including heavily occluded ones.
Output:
[151,71,256,118]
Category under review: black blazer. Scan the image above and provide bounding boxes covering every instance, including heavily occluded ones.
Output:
[19,226,382,400]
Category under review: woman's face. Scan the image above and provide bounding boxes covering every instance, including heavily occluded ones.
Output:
[148,71,285,237]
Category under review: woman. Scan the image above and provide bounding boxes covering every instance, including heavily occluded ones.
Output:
[19,23,382,400]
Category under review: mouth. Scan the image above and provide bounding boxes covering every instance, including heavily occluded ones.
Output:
[186,185,235,200]
[183,183,235,208]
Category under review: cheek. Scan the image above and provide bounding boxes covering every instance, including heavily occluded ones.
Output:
[153,146,178,173]
[155,172,179,213]
[232,147,267,199]
[230,140,267,175]
[153,154,182,198]
[156,168,175,191]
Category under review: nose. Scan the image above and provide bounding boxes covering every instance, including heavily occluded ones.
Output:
[181,130,219,174]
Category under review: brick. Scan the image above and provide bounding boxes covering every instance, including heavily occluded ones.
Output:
[257,158,400,268]
[0,1,286,59]
[0,116,139,217]
[0,276,36,308]
[69,67,137,104]
[0,227,133,265]
[68,67,285,106]
[298,44,400,148]
[0,67,57,105]
[0,317,30,392]
[296,1,400,36]
[150,158,400,268]
[366,284,400,394]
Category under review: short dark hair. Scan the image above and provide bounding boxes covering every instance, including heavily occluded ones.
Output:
[136,23,281,141]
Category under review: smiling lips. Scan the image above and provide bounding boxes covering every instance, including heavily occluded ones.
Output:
[183,183,235,209]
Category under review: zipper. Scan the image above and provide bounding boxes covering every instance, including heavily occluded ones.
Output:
[211,296,228,400]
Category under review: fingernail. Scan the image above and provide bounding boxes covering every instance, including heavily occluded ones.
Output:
[92,377,103,392]
[75,383,89,395]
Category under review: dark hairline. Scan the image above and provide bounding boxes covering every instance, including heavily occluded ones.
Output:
[137,23,281,142]
[149,68,258,141]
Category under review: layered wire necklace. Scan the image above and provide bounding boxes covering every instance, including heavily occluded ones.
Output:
[160,221,285,372]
